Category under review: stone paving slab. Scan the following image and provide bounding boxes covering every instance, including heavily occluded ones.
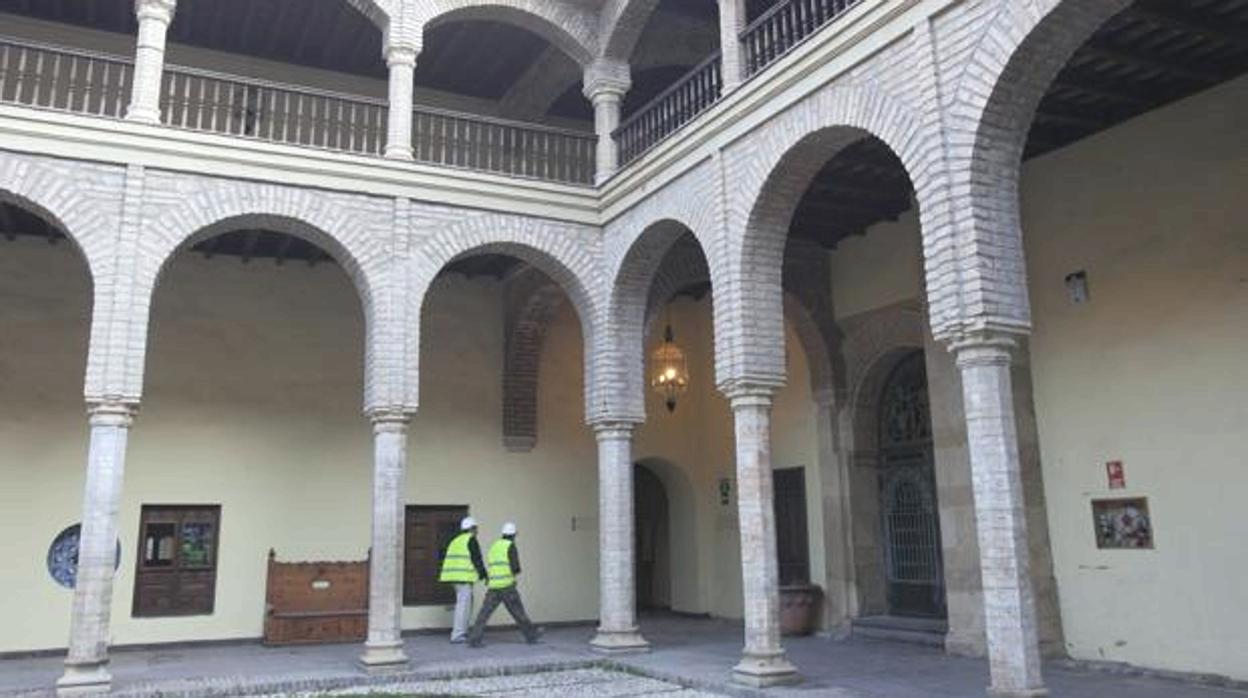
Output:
[2,616,1243,698]
[257,668,724,698]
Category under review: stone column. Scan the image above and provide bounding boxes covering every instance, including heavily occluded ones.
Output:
[718,0,749,91]
[953,334,1047,698]
[360,409,411,672]
[383,44,418,161]
[582,60,630,185]
[57,402,138,696]
[812,388,853,634]
[126,0,176,124]
[728,386,800,687]
[589,421,650,653]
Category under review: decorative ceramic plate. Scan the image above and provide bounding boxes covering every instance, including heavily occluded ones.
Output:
[47,524,121,589]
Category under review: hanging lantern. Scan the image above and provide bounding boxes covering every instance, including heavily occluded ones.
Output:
[650,323,690,413]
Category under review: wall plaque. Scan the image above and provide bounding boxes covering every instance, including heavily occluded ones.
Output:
[1092,497,1153,549]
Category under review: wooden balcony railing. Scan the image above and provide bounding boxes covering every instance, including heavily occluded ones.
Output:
[742,0,862,77]
[0,39,133,117]
[161,65,389,154]
[614,54,722,166]
[0,37,596,185]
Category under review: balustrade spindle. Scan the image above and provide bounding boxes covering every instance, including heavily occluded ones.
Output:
[0,37,592,183]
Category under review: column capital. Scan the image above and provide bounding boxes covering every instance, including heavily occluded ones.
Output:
[134,0,176,24]
[951,331,1018,369]
[589,418,640,439]
[366,407,413,431]
[86,400,138,427]
[811,387,840,409]
[582,59,631,101]
[385,43,420,68]
[722,380,780,408]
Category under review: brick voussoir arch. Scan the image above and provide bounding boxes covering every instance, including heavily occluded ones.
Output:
[602,163,728,416]
[346,0,395,32]
[407,212,604,419]
[414,0,598,65]
[941,0,1130,342]
[135,184,395,409]
[722,83,923,389]
[0,154,126,402]
[597,0,662,63]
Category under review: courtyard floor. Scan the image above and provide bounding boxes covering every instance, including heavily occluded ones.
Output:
[1,615,1243,697]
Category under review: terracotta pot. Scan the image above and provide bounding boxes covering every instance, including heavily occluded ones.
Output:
[779,584,823,636]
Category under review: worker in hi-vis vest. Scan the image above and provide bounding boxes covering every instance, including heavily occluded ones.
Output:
[466,521,540,647]
[439,516,487,643]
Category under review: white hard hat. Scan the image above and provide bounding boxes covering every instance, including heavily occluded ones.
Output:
[501,521,517,536]
[460,516,478,531]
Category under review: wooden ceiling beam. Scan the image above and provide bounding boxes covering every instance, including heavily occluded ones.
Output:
[1130,2,1248,49]
[1052,73,1154,108]
[273,233,296,266]
[199,235,222,259]
[1033,109,1107,131]
[1080,43,1224,85]
[240,231,260,263]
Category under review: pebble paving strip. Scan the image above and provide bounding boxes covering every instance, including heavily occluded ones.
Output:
[273,668,726,697]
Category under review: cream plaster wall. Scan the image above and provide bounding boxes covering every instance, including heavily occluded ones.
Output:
[1021,75,1248,681]
[0,241,822,653]
[0,245,600,653]
[828,208,922,321]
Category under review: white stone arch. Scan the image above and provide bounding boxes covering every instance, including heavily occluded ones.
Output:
[413,0,598,66]
[0,154,133,401]
[407,213,603,418]
[934,0,1131,342]
[346,0,395,31]
[638,237,840,401]
[597,0,663,63]
[604,217,717,422]
[134,184,396,410]
[722,84,923,389]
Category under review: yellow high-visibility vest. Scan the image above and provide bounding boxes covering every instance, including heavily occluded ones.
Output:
[439,532,477,583]
[487,539,516,590]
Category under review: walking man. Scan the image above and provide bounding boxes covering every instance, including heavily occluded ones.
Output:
[467,521,540,647]
[440,516,487,643]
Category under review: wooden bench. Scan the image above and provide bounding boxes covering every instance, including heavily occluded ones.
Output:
[263,549,369,646]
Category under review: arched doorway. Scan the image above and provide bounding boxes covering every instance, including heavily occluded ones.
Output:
[634,462,670,611]
[877,350,945,619]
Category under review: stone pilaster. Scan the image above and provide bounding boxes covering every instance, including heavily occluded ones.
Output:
[383,44,419,161]
[126,0,176,124]
[58,401,138,696]
[812,388,853,635]
[582,59,630,185]
[589,421,649,653]
[727,385,800,687]
[359,408,411,672]
[952,334,1047,698]
[718,0,749,91]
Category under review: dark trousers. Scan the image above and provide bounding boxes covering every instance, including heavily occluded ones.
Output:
[466,586,537,645]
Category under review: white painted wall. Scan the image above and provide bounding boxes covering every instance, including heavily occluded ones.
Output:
[1021,75,1248,681]
[0,246,600,652]
[819,75,1248,681]
[0,242,822,653]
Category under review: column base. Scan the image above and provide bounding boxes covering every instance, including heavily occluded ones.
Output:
[124,109,160,125]
[589,628,650,654]
[56,661,111,696]
[988,688,1048,698]
[357,641,409,674]
[732,651,801,687]
[383,147,415,162]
